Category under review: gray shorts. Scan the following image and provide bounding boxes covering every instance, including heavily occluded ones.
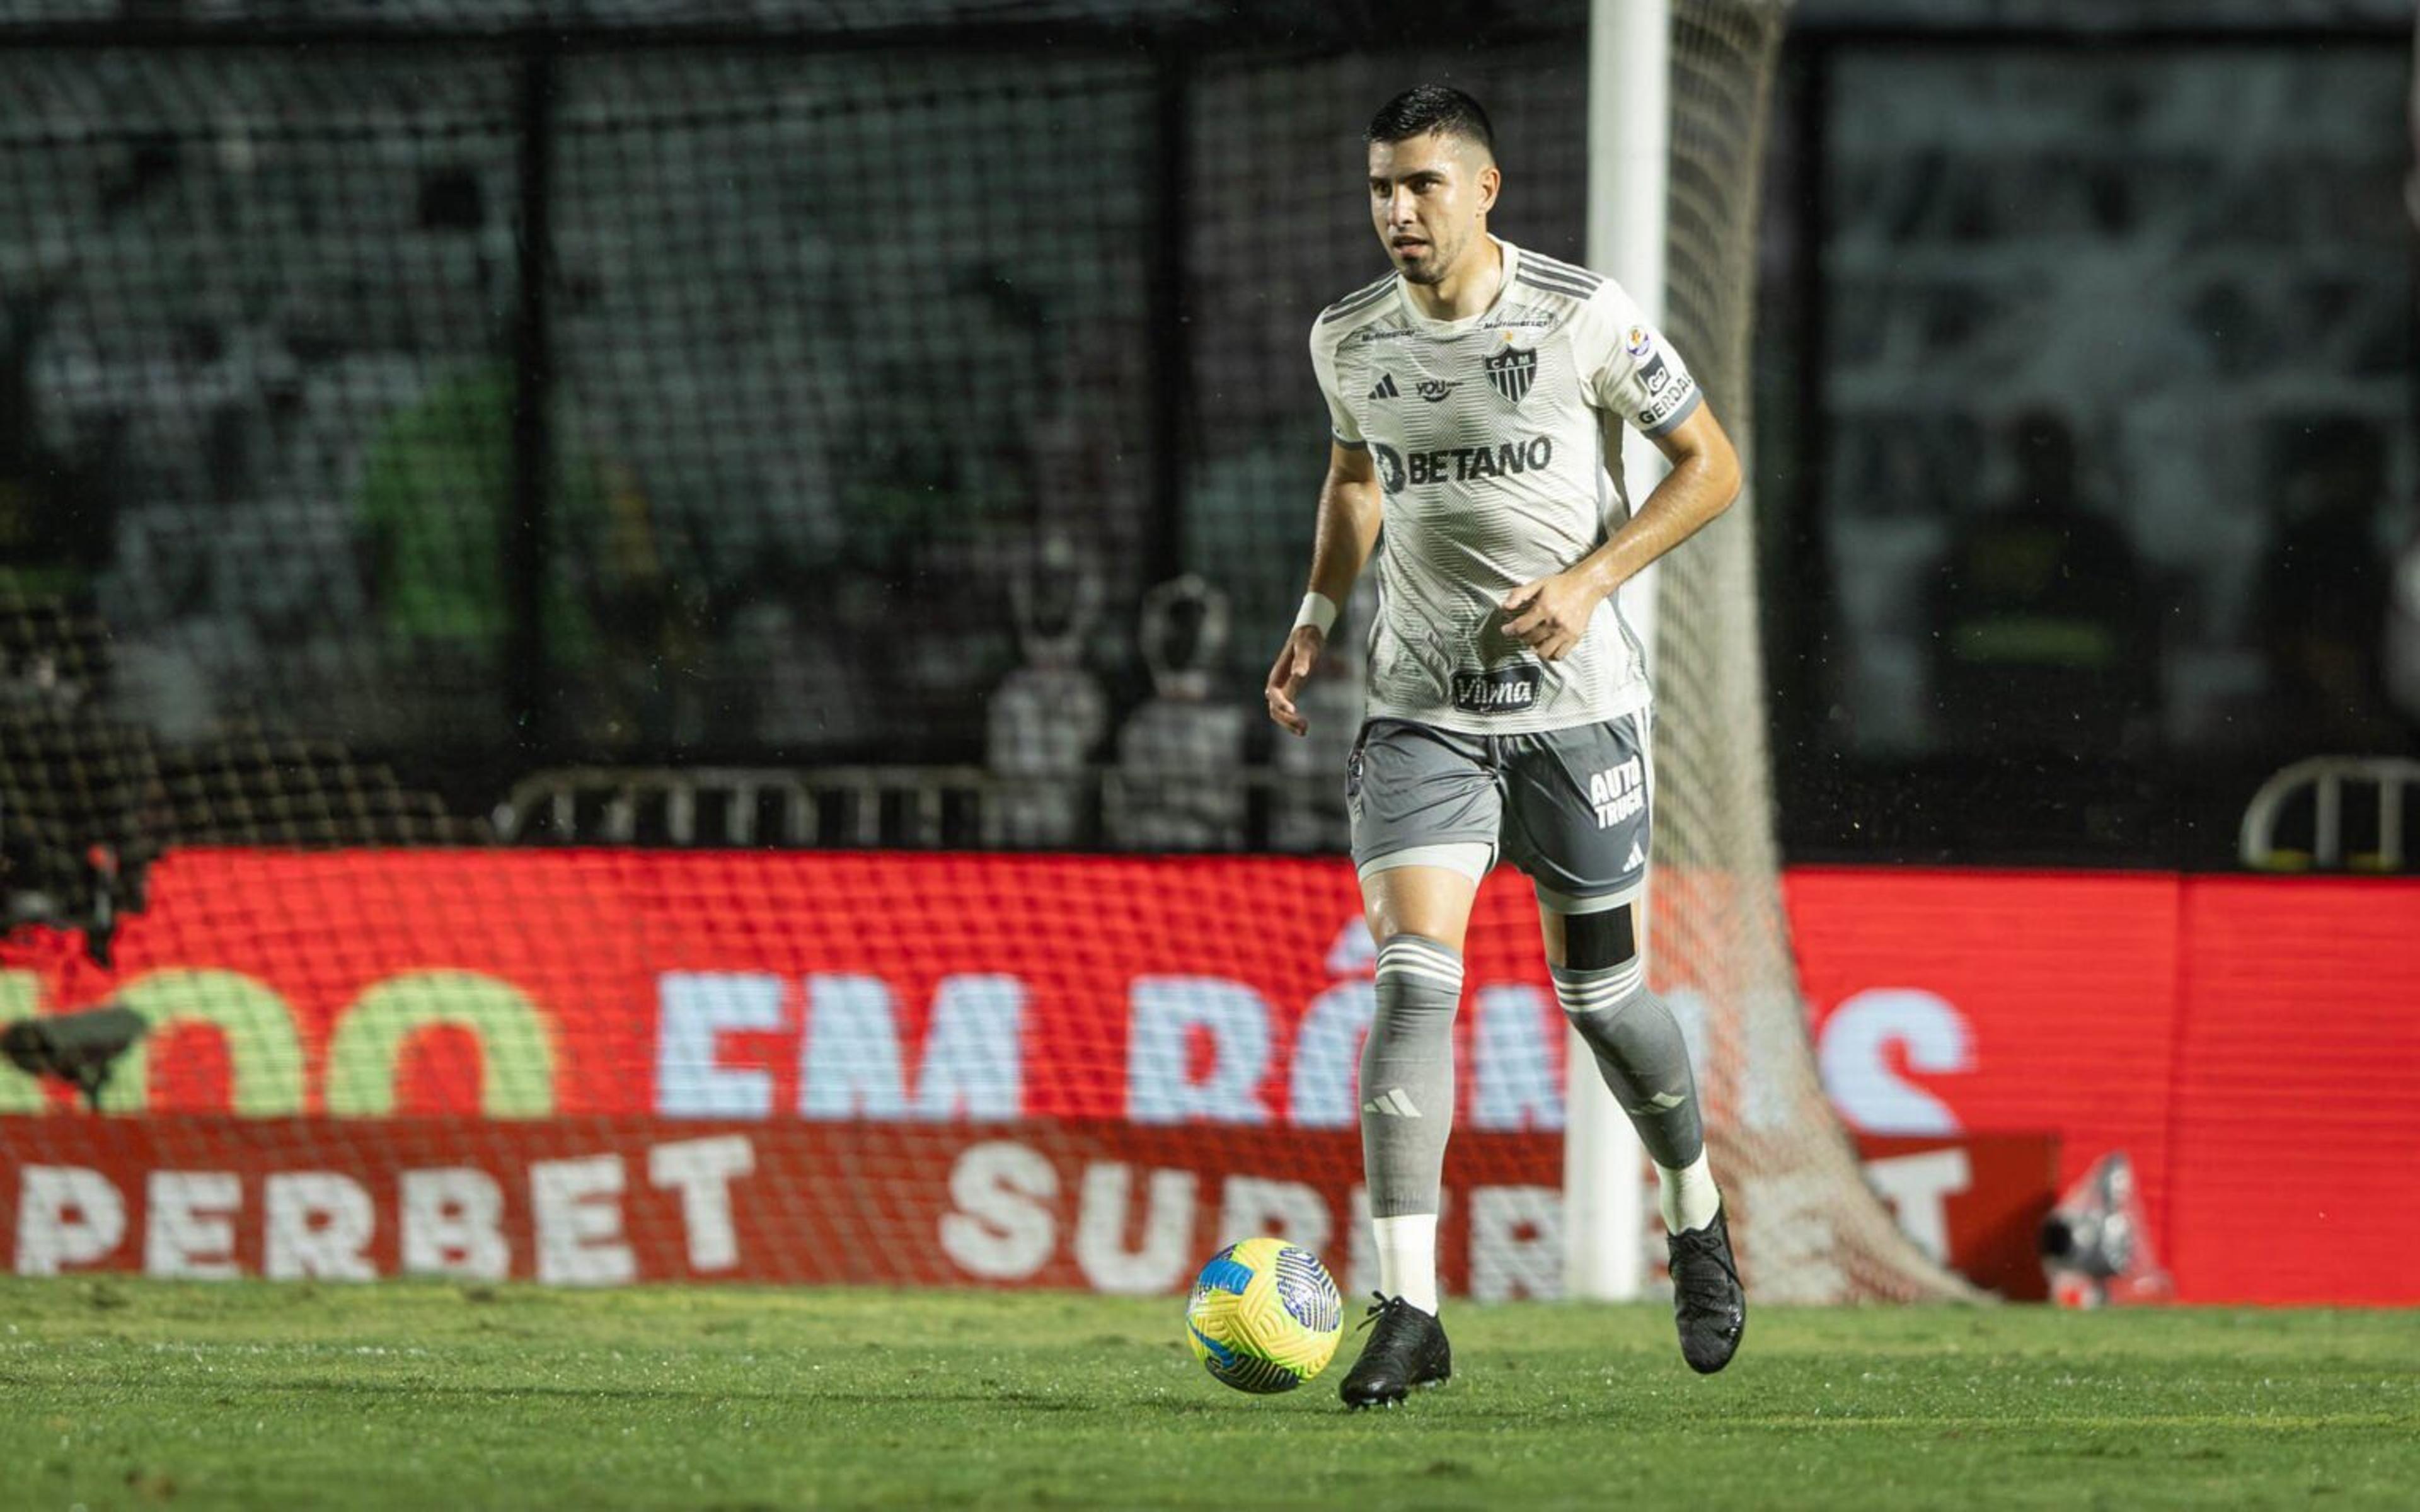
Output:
[1345,713,1652,912]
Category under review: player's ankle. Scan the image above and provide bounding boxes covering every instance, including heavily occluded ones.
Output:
[1373,1211,1440,1314]
[1657,1151,1720,1234]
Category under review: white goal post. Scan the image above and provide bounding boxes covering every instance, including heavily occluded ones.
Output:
[1565,0,1972,1306]
[1565,0,1671,1303]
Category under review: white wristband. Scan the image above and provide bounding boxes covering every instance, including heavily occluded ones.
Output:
[1292,592,1339,637]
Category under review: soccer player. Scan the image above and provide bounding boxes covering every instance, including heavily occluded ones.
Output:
[1264,84,1747,1408]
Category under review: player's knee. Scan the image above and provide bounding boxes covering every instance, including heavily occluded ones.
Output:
[1562,904,1639,973]
[1371,932,1465,1027]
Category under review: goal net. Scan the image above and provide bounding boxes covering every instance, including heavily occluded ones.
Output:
[1652,0,1964,1302]
[0,3,1959,1303]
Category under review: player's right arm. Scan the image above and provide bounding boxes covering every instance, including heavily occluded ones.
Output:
[1266,440,1381,737]
[1270,314,1386,736]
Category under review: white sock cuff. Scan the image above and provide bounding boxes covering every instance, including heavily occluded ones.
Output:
[1548,958,1645,1010]
[1375,934,1464,992]
[1655,1150,1721,1235]
[1372,1211,1441,1314]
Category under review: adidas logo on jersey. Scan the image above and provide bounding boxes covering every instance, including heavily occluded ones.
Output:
[1361,1087,1422,1118]
[1368,372,1399,399]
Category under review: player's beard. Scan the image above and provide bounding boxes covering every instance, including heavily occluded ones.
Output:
[1393,231,1458,287]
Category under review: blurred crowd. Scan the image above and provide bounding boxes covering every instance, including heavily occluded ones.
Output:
[1,14,2415,891]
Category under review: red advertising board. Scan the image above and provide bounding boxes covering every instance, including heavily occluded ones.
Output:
[0,1117,1558,1294]
[1787,869,2187,1261]
[0,1114,2039,1298]
[1787,868,2420,1305]
[1854,1133,2058,1302]
[1,852,2414,1302]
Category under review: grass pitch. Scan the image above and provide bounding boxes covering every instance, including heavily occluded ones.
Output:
[3,1280,2414,1510]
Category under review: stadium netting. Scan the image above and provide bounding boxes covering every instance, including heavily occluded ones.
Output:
[0,0,1962,1302]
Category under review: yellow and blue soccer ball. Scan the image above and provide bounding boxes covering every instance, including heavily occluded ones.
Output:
[1184,1237,1344,1394]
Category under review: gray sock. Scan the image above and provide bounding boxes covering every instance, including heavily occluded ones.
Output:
[1552,961,1704,1169]
[1359,933,1463,1219]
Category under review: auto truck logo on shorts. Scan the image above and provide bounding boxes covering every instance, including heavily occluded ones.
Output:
[1589,757,1645,828]
[1451,663,1542,714]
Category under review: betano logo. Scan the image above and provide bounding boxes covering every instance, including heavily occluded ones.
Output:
[1371,436,1554,493]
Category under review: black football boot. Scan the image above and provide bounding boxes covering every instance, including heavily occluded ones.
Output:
[1668,1200,1747,1374]
[1337,1293,1452,1409]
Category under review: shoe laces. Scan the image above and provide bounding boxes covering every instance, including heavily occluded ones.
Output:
[1357,1292,1426,1342]
[1669,1228,1739,1310]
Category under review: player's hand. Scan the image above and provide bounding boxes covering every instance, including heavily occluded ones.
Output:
[1502,571,1602,662]
[1264,626,1324,737]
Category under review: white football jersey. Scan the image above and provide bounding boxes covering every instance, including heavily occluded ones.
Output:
[1310,237,1702,734]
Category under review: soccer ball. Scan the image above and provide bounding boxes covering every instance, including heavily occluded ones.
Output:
[1183,1237,1344,1394]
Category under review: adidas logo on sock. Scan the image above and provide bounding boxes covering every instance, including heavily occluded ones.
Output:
[1625,1091,1688,1115]
[1361,1087,1422,1118]
[1368,372,1400,400]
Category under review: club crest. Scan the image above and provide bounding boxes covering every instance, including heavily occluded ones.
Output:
[1483,345,1536,405]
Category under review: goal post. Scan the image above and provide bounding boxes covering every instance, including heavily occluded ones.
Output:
[1580,0,1975,1303]
[1564,0,1670,1305]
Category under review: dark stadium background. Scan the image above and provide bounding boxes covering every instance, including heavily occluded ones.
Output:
[3,0,2407,869]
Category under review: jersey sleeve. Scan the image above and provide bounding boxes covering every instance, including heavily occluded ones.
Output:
[1574,280,1703,440]
[1308,321,1366,449]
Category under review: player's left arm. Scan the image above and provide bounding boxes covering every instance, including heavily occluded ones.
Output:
[1502,404,1741,661]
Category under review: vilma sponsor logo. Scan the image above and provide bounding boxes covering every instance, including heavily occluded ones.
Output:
[1451,663,1542,714]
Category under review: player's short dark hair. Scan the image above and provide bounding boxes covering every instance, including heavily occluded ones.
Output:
[1366,84,1495,157]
